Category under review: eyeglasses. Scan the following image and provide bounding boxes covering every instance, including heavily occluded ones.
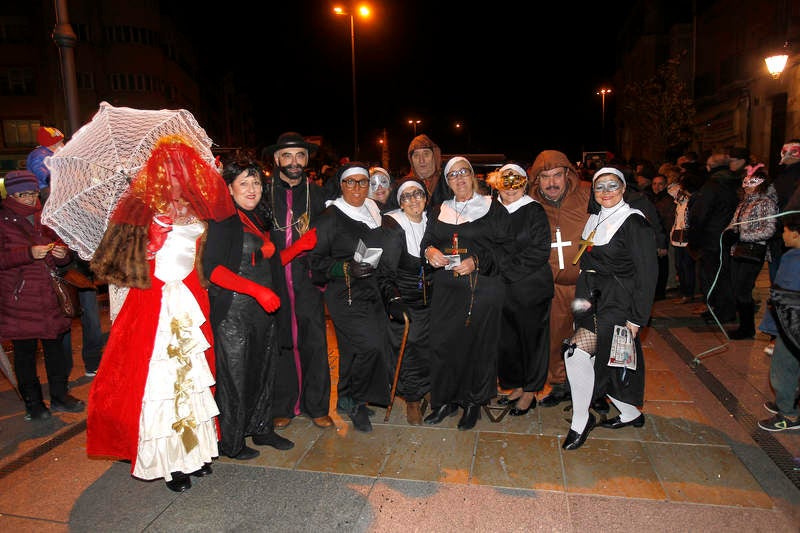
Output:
[399,190,426,203]
[12,191,39,199]
[342,178,370,189]
[593,180,623,193]
[446,168,472,181]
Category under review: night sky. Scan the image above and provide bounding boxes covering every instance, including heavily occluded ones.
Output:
[180,0,636,169]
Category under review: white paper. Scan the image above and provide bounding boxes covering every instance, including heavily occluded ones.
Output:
[354,239,383,268]
[443,254,461,270]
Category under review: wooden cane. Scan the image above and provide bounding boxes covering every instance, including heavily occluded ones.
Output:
[384,312,410,422]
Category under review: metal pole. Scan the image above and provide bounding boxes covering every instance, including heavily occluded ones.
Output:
[53,0,80,136]
[350,14,359,160]
[601,92,606,132]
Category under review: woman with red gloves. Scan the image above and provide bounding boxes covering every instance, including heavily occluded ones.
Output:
[202,157,317,460]
[87,136,236,492]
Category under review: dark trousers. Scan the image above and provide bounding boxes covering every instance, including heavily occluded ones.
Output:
[674,246,696,297]
[13,334,72,398]
[655,254,669,299]
[61,289,106,373]
[698,247,735,318]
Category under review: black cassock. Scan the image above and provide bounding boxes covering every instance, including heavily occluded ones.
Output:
[575,214,657,406]
[497,199,554,393]
[269,176,331,420]
[377,213,433,403]
[420,199,513,408]
[308,205,392,407]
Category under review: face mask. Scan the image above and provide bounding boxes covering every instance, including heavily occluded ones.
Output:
[370,173,390,194]
[780,143,800,164]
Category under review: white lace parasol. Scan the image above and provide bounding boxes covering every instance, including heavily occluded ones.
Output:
[41,101,216,260]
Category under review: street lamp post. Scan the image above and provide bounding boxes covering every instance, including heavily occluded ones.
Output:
[408,119,421,136]
[597,88,612,133]
[334,5,370,160]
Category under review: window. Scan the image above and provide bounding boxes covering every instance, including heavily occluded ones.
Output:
[3,119,40,147]
[0,16,29,44]
[0,68,35,96]
[76,72,94,90]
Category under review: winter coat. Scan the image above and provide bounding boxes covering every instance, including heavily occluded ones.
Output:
[0,200,72,340]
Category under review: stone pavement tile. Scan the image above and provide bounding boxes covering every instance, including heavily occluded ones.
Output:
[470,432,563,491]
[380,427,476,483]
[294,424,403,478]
[0,515,68,532]
[538,403,573,437]
[642,345,670,371]
[0,431,111,524]
[562,437,666,499]
[645,369,693,401]
[568,493,798,533]
[361,480,569,532]
[645,442,773,507]
[639,401,728,445]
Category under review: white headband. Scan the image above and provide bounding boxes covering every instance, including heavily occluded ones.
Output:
[340,166,369,182]
[592,166,626,185]
[396,180,425,203]
[498,163,527,178]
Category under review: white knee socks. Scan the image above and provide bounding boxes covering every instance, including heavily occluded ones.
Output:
[607,394,641,422]
[564,347,594,433]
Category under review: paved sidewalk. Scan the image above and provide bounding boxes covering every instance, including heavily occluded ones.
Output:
[0,281,799,532]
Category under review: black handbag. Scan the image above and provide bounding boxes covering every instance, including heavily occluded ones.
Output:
[730,241,767,263]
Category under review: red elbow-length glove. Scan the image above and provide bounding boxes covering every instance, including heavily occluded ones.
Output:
[209,265,281,313]
[280,228,317,266]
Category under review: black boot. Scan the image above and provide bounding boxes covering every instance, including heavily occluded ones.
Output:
[728,303,755,340]
[21,381,51,422]
[457,404,481,430]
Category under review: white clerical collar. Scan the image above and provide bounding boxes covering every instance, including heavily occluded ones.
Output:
[388,210,427,257]
[330,197,382,228]
[439,192,491,224]
[500,194,535,214]
[582,200,642,246]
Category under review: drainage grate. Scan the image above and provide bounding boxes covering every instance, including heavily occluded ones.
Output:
[0,420,87,481]
[656,326,800,490]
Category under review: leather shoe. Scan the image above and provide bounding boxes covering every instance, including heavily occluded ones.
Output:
[457,404,481,430]
[348,403,372,432]
[50,394,85,413]
[539,386,570,407]
[406,401,422,425]
[562,413,596,450]
[190,463,212,477]
[253,430,295,450]
[227,445,260,460]
[273,417,292,429]
[423,403,458,425]
[165,472,191,492]
[600,413,645,429]
[312,415,334,428]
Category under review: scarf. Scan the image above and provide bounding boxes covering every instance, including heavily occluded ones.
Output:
[500,194,535,214]
[330,197,382,229]
[438,192,491,224]
[388,210,427,257]
[581,199,643,246]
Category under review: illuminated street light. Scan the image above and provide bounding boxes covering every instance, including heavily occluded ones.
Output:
[765,41,790,79]
[596,88,612,132]
[334,4,371,159]
[408,119,421,136]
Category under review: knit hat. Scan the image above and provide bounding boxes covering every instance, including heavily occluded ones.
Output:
[37,126,64,147]
[4,170,39,195]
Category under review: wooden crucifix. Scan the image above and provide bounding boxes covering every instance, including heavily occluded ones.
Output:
[551,227,572,270]
[443,232,468,276]
[571,229,595,265]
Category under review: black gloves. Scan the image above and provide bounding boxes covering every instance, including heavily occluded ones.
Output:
[388,298,411,323]
[347,260,374,279]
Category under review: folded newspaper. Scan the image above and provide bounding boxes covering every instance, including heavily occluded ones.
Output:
[608,324,637,370]
[354,239,383,268]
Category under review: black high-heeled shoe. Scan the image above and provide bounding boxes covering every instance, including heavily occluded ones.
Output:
[457,404,481,430]
[423,403,458,425]
[562,413,596,450]
[509,397,537,416]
